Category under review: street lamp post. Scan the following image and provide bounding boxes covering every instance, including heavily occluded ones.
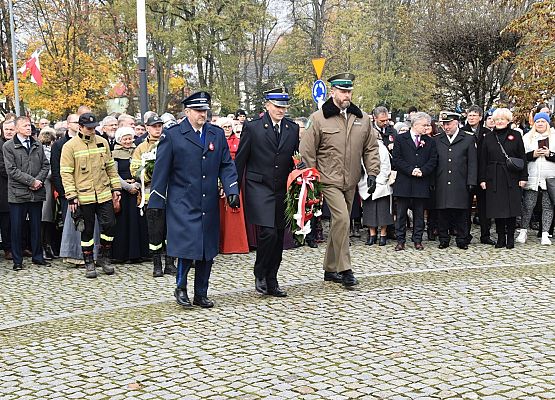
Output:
[8,0,21,116]
[137,0,148,121]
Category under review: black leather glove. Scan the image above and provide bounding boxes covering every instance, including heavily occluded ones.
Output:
[296,161,306,170]
[227,194,240,209]
[467,185,476,192]
[367,176,377,194]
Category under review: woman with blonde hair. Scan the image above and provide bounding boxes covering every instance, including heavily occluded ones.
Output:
[516,112,555,245]
[478,108,527,249]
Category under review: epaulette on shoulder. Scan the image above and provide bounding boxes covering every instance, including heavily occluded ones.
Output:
[248,115,263,123]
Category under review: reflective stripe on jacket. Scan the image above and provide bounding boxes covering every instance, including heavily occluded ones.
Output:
[60,133,121,204]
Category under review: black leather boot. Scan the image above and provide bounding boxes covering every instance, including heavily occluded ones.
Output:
[83,251,97,279]
[495,220,506,248]
[174,287,192,307]
[506,231,515,249]
[96,246,115,275]
[152,254,163,277]
[164,255,177,275]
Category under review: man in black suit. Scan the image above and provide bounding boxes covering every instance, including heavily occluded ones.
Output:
[235,88,300,297]
[434,111,478,249]
[392,112,438,250]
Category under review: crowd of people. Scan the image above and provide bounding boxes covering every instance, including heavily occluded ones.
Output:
[1,73,554,307]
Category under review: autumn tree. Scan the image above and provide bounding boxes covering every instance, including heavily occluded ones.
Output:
[502,0,555,119]
[0,0,15,115]
[415,0,523,111]
[4,0,114,118]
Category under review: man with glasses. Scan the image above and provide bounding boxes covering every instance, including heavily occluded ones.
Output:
[50,114,80,220]
[392,112,438,250]
[101,116,118,150]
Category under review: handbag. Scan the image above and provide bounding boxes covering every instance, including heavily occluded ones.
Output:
[495,134,524,172]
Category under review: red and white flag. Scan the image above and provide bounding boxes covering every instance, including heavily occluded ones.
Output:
[18,48,43,86]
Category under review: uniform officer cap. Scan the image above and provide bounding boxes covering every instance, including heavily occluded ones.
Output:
[146,115,163,126]
[181,91,211,110]
[78,113,100,128]
[438,111,462,122]
[328,72,355,90]
[265,87,290,107]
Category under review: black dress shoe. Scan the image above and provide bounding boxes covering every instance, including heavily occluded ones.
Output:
[480,238,496,245]
[324,271,342,283]
[267,286,287,297]
[32,260,51,266]
[379,236,387,246]
[255,277,268,294]
[457,244,469,250]
[174,288,192,308]
[365,235,377,246]
[438,242,449,249]
[13,263,23,271]
[341,269,359,288]
[394,243,405,251]
[193,296,214,308]
[414,242,424,250]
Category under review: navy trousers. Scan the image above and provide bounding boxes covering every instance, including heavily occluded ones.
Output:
[9,202,44,265]
[176,258,213,297]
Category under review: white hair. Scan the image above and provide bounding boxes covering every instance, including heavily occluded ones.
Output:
[411,112,431,126]
[216,117,234,128]
[492,108,513,122]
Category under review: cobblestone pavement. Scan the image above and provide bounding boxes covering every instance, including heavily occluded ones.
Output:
[1,228,555,399]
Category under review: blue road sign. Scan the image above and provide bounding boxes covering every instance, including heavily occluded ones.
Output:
[312,80,327,103]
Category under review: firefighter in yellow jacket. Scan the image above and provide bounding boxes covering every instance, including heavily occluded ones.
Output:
[60,113,122,278]
[130,115,176,278]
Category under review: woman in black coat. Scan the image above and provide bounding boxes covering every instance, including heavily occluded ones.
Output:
[478,108,527,249]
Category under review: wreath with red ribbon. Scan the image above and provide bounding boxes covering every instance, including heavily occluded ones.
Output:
[285,153,324,244]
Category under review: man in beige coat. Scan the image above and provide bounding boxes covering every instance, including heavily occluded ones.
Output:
[300,73,380,288]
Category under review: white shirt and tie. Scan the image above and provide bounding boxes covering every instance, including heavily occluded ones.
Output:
[270,119,281,143]
[17,134,31,152]
[410,131,421,147]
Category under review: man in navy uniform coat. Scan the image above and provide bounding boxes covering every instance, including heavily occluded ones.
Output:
[148,91,240,308]
[434,111,478,249]
[235,88,300,297]
[392,112,438,250]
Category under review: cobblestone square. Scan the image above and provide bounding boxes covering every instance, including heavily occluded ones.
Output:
[1,231,554,399]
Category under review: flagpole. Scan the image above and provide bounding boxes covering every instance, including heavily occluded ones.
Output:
[8,0,21,116]
[137,0,148,121]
